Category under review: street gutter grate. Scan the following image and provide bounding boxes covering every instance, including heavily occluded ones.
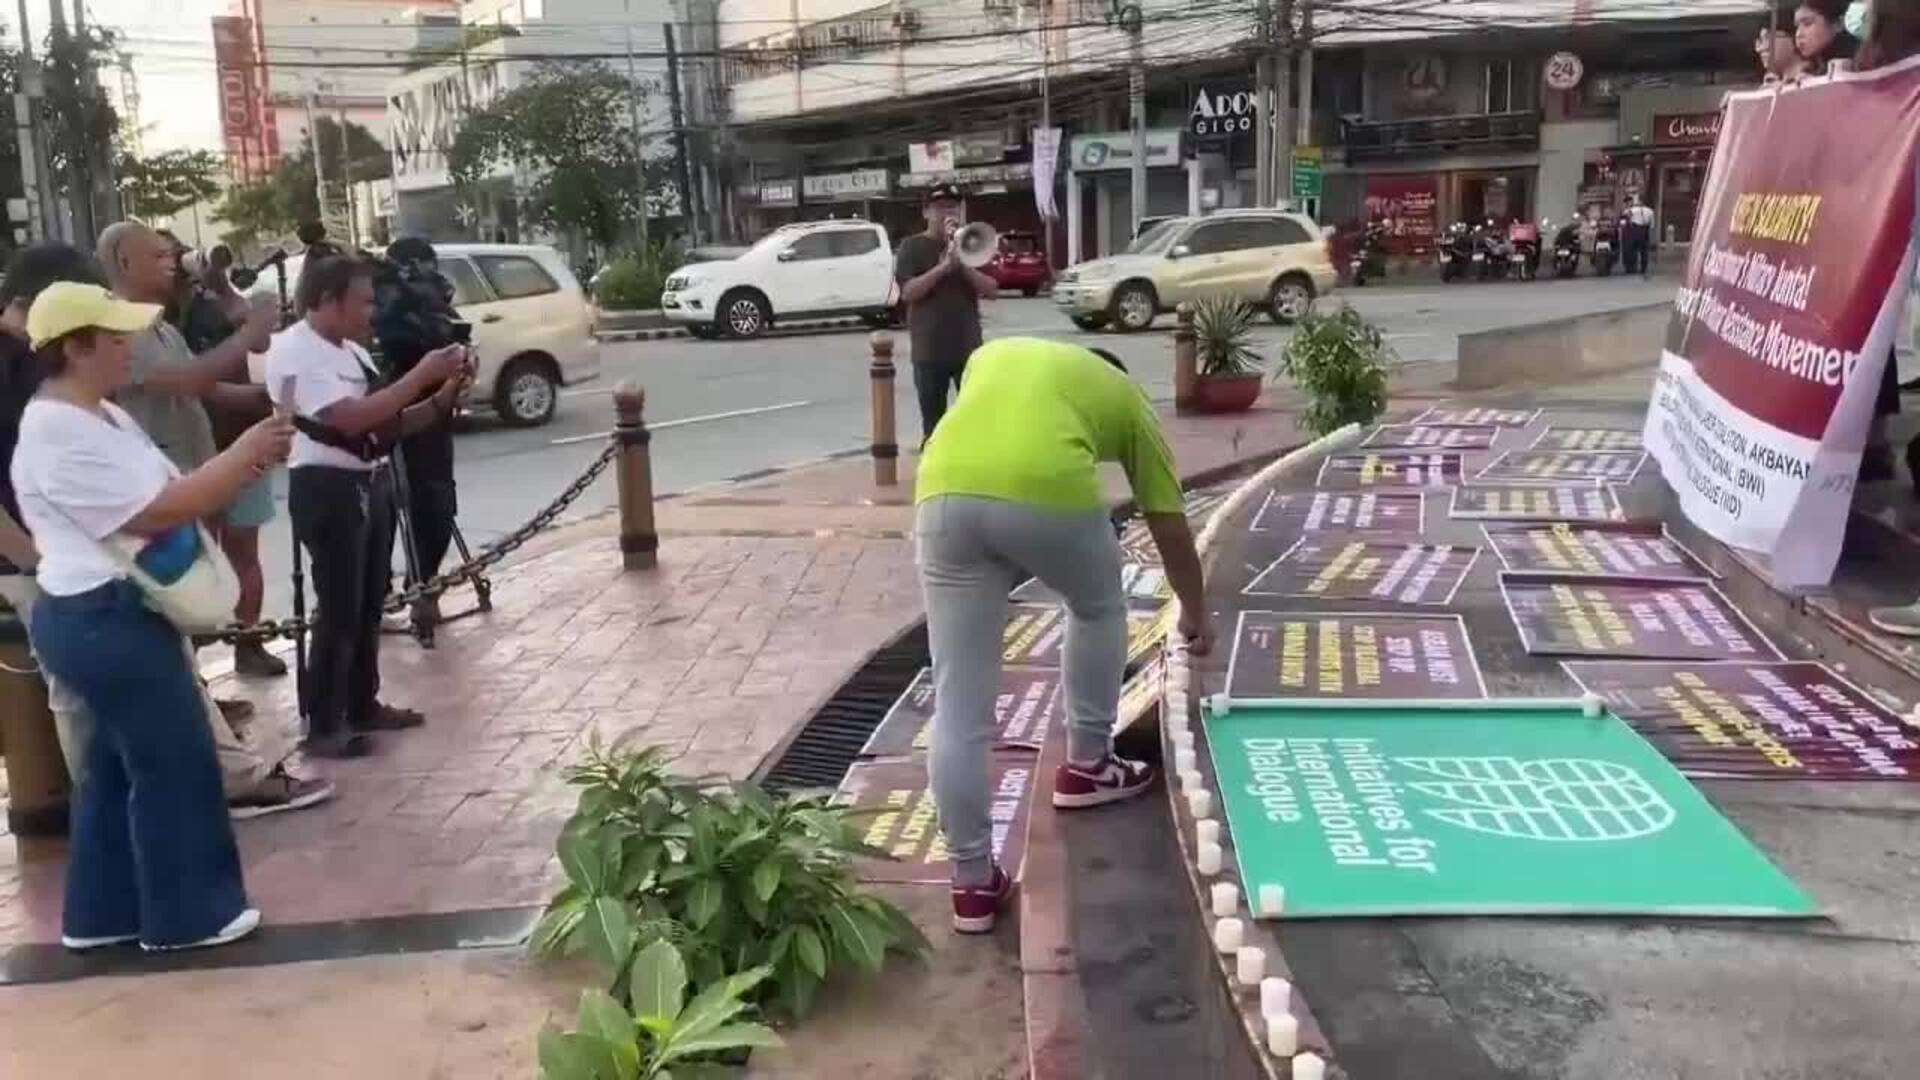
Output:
[759,624,929,794]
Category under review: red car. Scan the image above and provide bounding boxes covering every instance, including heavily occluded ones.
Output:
[984,230,1053,296]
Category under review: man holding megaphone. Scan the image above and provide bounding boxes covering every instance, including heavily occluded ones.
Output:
[895,182,998,440]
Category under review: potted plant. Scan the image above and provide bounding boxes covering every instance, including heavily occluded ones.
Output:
[1190,296,1267,414]
[1278,304,1392,435]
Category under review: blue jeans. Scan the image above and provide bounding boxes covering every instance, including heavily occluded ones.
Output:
[31,579,248,946]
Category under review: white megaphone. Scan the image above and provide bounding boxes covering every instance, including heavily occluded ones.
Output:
[953,221,1000,268]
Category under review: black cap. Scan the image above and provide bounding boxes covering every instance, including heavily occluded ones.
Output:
[926,181,964,204]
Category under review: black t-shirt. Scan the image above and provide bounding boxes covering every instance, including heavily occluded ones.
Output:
[0,330,42,572]
[894,233,981,371]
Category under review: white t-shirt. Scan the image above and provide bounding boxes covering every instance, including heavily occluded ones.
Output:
[11,399,179,597]
[264,319,377,472]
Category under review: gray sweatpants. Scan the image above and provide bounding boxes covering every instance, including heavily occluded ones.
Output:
[916,495,1127,884]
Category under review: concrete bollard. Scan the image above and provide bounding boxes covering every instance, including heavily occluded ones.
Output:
[0,633,69,836]
[613,381,658,570]
[869,331,899,487]
[1173,302,1198,414]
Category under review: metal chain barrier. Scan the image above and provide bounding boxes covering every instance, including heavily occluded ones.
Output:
[211,442,620,645]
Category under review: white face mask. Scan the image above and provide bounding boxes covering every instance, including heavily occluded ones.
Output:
[1847,1,1869,38]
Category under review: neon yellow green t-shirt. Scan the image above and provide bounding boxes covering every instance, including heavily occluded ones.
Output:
[915,337,1183,515]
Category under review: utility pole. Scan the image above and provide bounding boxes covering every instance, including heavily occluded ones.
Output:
[664,24,699,244]
[1039,0,1055,271]
[336,101,361,248]
[625,1,652,249]
[74,0,117,226]
[46,0,92,241]
[1295,0,1314,216]
[12,0,51,243]
[1253,0,1272,206]
[1272,0,1296,209]
[304,90,330,232]
[1125,4,1145,236]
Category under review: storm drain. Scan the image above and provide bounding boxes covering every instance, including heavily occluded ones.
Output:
[758,624,930,794]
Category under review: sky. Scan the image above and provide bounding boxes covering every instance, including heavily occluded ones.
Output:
[28,0,227,154]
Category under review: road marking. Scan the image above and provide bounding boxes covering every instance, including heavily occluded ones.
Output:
[547,399,815,446]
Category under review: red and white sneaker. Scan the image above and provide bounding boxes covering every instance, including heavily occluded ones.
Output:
[1052,754,1157,809]
[951,864,1014,934]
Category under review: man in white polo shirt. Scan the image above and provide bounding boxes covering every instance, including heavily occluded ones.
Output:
[265,256,467,759]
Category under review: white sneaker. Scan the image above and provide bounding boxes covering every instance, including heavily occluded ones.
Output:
[141,908,261,952]
[60,931,137,951]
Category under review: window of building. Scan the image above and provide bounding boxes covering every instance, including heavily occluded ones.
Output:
[1485,59,1514,114]
[475,254,558,299]
[439,257,491,306]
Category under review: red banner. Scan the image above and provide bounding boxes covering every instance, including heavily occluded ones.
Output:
[1643,59,1920,586]
[1363,174,1438,254]
[212,16,272,183]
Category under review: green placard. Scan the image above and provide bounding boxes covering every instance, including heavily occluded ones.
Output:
[1291,145,1322,198]
[1207,700,1814,917]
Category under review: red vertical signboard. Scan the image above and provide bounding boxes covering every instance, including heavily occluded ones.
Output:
[1642,60,1920,586]
[1363,174,1438,255]
[212,16,268,183]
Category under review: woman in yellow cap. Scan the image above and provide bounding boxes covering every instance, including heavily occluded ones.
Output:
[11,282,292,951]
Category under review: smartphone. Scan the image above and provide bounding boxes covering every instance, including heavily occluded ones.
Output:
[275,375,297,419]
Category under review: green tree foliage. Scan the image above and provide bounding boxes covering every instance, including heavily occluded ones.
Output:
[117,148,224,221]
[211,117,388,249]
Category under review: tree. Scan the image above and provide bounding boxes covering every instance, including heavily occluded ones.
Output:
[211,117,389,250]
[117,148,223,221]
[38,24,118,188]
[448,61,676,248]
[312,115,391,184]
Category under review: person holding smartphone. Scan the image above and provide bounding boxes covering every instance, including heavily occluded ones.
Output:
[265,256,469,759]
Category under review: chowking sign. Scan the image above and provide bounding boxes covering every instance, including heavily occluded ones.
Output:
[1643,63,1920,586]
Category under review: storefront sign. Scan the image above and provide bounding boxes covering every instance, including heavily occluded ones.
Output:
[1069,129,1183,172]
[1318,452,1464,488]
[1412,405,1540,427]
[839,755,1037,884]
[1292,145,1323,199]
[1564,660,1920,780]
[1643,63,1920,587]
[1362,174,1438,254]
[862,667,1058,758]
[1207,701,1814,916]
[1482,522,1711,580]
[1544,51,1586,92]
[1226,611,1486,699]
[953,130,1007,165]
[1500,573,1780,660]
[1251,490,1425,536]
[1476,450,1646,484]
[1364,424,1497,450]
[802,168,889,201]
[1247,540,1480,606]
[1189,83,1257,141]
[907,139,954,175]
[1449,484,1623,522]
[1530,427,1643,452]
[755,179,798,207]
[898,162,1032,189]
[1653,111,1723,146]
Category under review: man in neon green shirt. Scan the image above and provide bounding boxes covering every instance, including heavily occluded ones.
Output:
[917,336,1214,934]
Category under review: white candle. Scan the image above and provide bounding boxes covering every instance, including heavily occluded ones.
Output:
[1292,1052,1326,1080]
[1265,1012,1299,1056]
[1259,884,1286,917]
[1197,841,1223,876]
[1260,977,1292,1018]
[1236,946,1265,986]
[1187,788,1213,819]
[1196,819,1221,847]
[1179,769,1204,795]
[1167,664,1191,689]
[1581,692,1603,718]
[1212,917,1243,953]
[1210,881,1239,916]
[1174,747,1197,774]
[1166,692,1190,718]
[1170,726,1195,749]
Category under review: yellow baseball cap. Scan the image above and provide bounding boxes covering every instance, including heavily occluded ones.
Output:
[26,282,161,349]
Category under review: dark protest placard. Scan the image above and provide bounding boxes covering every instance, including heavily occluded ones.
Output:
[1500,573,1780,660]
[1531,428,1644,452]
[1115,656,1166,736]
[861,666,1059,758]
[1250,490,1425,536]
[1476,450,1646,484]
[1013,562,1170,608]
[1564,660,1920,780]
[1226,610,1487,699]
[1482,521,1711,580]
[1246,539,1480,606]
[1412,405,1541,427]
[1318,451,1464,489]
[839,755,1038,884]
[1449,484,1623,522]
[1363,425,1499,450]
[1005,603,1167,666]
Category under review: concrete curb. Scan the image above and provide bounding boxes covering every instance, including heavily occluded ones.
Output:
[596,316,870,342]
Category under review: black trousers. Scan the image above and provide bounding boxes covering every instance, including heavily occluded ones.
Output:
[1624,225,1652,274]
[913,362,965,442]
[290,465,394,740]
[398,425,458,580]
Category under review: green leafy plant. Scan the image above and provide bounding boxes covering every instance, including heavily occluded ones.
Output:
[530,739,929,1022]
[1278,304,1393,435]
[595,243,685,311]
[539,940,781,1080]
[1188,296,1264,377]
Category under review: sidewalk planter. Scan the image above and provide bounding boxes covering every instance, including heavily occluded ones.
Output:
[1190,297,1268,416]
[1194,372,1265,414]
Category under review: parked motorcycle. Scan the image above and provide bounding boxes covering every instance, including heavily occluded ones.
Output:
[1349,220,1388,286]
[1438,222,1473,282]
[1507,219,1541,281]
[1592,217,1620,276]
[1473,219,1506,281]
[1551,219,1583,278]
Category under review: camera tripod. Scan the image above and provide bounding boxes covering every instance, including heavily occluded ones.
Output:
[382,438,492,649]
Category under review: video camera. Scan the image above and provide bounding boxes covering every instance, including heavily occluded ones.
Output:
[369,244,471,378]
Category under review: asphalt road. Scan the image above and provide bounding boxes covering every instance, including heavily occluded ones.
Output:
[243,275,1676,620]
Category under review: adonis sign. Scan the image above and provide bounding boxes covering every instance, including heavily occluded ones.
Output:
[1643,58,1920,587]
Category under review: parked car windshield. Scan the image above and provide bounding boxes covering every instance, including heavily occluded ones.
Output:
[1126,220,1184,256]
